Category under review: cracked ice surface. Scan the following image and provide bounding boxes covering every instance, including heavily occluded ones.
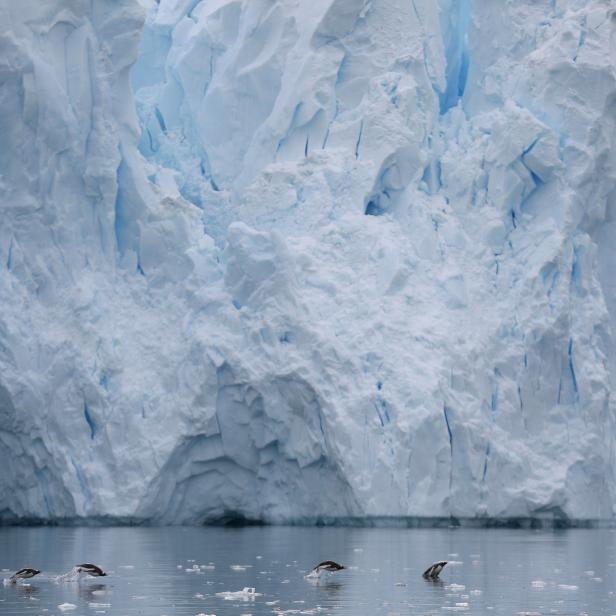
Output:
[0,0,615,523]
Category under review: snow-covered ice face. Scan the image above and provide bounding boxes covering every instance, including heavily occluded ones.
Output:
[1,0,616,524]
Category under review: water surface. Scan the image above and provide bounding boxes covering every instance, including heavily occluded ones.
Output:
[1,526,615,615]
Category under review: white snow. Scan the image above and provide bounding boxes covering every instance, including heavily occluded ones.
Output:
[0,0,615,524]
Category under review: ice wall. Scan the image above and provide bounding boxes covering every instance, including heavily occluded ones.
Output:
[0,0,615,524]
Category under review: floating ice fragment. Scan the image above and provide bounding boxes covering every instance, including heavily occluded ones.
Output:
[447,561,464,566]
[119,565,135,569]
[58,603,77,611]
[195,593,205,598]
[231,565,248,571]
[395,582,406,587]
[216,587,262,600]
[531,580,546,588]
[89,603,112,608]
[584,570,594,576]
[266,600,280,605]
[557,584,578,590]
[469,589,482,596]
[445,584,466,591]
[353,548,363,553]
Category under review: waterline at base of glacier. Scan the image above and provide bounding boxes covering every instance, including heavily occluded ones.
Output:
[0,516,612,530]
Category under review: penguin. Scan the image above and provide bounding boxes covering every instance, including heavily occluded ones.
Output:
[422,561,448,579]
[310,560,345,575]
[75,563,107,577]
[9,568,41,583]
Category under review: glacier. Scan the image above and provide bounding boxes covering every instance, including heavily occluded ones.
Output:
[0,0,615,525]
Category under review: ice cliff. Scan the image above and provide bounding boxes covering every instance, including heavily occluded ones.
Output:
[0,0,615,524]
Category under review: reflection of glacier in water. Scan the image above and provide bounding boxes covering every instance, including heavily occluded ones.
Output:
[0,526,615,615]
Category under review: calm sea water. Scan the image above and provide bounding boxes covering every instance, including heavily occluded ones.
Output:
[1,526,615,615]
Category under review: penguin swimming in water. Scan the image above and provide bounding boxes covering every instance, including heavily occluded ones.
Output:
[9,568,41,583]
[75,564,107,577]
[309,561,345,575]
[422,561,448,579]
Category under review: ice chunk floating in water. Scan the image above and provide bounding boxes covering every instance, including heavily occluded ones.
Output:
[216,588,262,600]
[1,0,616,524]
